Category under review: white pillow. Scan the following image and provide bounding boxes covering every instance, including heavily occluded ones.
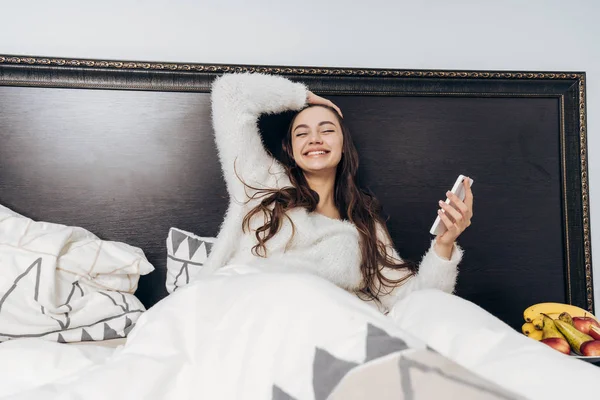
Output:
[0,203,154,343]
[165,227,216,293]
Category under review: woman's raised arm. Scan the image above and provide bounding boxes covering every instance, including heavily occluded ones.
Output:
[210,73,308,202]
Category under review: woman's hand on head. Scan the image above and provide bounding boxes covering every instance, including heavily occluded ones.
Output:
[306,91,343,118]
[435,178,474,247]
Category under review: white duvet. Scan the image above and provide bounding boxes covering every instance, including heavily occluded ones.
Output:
[0,265,598,400]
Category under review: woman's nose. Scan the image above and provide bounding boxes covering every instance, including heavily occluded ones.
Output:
[309,133,323,144]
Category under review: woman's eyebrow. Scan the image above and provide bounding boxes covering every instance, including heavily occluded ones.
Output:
[293,124,309,132]
[318,121,335,127]
[293,121,335,132]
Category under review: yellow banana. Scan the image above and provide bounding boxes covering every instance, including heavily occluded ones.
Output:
[528,330,543,341]
[522,322,535,335]
[521,323,543,341]
[523,303,597,323]
[532,315,544,330]
[524,312,560,328]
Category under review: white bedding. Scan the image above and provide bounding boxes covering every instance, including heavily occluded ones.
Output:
[0,204,154,343]
[0,265,598,400]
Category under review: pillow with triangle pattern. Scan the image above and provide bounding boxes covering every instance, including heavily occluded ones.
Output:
[0,203,153,343]
[166,227,216,294]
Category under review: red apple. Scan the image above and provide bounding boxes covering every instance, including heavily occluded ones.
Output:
[589,325,600,340]
[540,338,571,355]
[572,316,600,335]
[580,340,600,356]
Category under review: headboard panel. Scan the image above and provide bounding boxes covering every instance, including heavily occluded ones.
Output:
[0,85,227,305]
[0,56,591,330]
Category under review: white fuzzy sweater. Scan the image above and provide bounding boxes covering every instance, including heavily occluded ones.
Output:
[203,72,463,314]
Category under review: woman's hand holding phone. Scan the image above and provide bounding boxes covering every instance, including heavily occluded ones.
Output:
[432,176,474,259]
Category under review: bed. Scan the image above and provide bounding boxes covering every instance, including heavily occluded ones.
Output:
[0,54,596,399]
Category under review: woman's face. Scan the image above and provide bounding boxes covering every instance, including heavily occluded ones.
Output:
[290,106,344,176]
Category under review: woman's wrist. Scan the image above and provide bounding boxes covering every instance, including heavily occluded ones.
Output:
[433,241,454,260]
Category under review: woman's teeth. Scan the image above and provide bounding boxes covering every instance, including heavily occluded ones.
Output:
[306,151,327,156]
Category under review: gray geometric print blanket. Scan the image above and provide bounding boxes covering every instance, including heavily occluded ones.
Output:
[0,264,524,400]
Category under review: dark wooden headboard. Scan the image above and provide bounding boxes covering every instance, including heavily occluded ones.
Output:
[0,55,592,330]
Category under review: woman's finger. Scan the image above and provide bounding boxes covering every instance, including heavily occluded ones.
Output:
[463,178,474,210]
[437,209,459,237]
[308,92,343,118]
[446,191,468,215]
[439,200,463,224]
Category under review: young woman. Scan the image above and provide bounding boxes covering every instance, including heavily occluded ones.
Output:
[203,72,474,314]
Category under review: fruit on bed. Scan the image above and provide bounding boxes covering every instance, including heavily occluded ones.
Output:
[589,325,600,340]
[580,340,600,356]
[540,338,571,355]
[523,303,597,323]
[554,319,594,355]
[541,314,566,340]
[572,316,600,335]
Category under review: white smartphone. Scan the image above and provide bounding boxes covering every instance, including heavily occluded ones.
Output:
[429,175,474,236]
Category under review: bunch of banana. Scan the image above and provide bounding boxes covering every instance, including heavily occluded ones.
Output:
[521,302,597,342]
[523,302,597,323]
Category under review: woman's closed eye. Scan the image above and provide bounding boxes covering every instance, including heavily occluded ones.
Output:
[295,132,308,137]
[321,130,334,134]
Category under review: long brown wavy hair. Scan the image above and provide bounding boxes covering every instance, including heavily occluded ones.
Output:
[240,104,417,302]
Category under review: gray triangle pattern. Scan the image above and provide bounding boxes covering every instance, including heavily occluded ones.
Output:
[187,237,202,259]
[205,241,214,255]
[0,257,43,313]
[57,333,66,343]
[124,316,135,336]
[272,385,298,400]
[81,328,93,342]
[103,323,122,340]
[171,230,188,254]
[313,347,359,400]
[365,323,409,362]
[397,355,523,400]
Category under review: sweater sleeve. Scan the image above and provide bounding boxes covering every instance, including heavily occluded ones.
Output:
[210,72,309,203]
[372,223,463,314]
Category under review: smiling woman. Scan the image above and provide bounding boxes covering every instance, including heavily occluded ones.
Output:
[291,107,344,182]
[203,72,471,314]
[288,106,346,221]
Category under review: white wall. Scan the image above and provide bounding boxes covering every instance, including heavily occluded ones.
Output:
[1,0,599,306]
